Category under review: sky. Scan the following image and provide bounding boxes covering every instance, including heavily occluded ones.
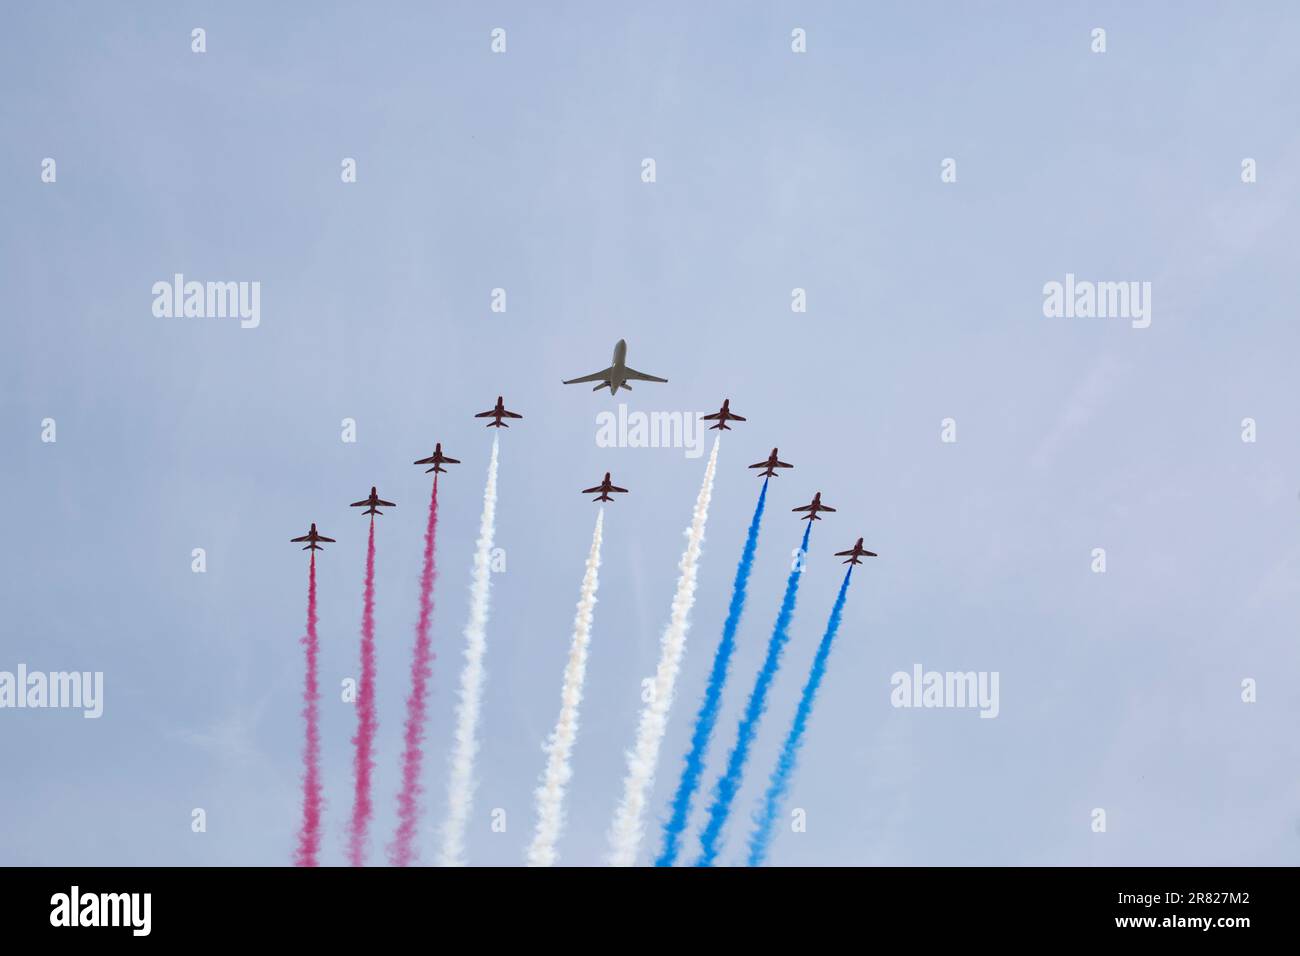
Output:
[1,1,1298,867]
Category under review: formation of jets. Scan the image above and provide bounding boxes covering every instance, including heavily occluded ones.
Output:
[295,355,877,563]
[350,486,396,516]
[562,339,667,395]
[582,472,629,502]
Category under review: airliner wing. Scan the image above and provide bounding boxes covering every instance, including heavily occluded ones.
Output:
[624,367,667,383]
[563,367,612,385]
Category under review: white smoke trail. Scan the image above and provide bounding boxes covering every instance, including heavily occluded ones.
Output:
[438,434,500,867]
[607,436,720,866]
[526,508,605,867]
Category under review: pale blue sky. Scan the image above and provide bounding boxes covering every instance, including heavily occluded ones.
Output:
[2,2,1298,866]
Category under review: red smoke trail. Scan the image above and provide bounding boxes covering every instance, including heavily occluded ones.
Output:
[347,517,379,866]
[294,551,323,867]
[389,477,439,866]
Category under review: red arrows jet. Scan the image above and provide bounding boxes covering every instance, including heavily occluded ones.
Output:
[291,523,336,551]
[582,472,629,503]
[475,396,523,428]
[792,492,836,521]
[834,538,878,564]
[350,486,396,517]
[749,448,794,478]
[413,442,460,474]
[702,399,746,431]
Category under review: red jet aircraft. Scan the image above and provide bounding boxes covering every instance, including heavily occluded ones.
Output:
[475,396,523,428]
[350,487,396,516]
[792,492,836,521]
[290,523,336,551]
[413,442,460,474]
[749,448,794,478]
[702,399,746,431]
[834,538,878,564]
[582,472,628,503]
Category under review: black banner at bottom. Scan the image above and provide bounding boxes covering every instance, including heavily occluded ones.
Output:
[0,866,1277,942]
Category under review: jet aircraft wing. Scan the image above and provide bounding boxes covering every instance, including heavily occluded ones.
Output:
[623,367,667,383]
[562,368,613,385]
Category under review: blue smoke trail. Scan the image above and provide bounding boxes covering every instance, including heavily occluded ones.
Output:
[746,566,853,866]
[695,521,813,866]
[655,480,769,867]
